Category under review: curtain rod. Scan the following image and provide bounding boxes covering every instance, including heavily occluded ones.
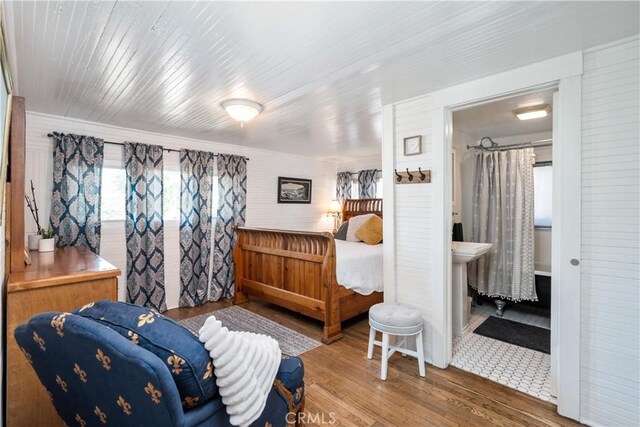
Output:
[47,133,250,160]
[467,136,552,152]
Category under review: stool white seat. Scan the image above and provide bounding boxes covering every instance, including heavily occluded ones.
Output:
[367,302,425,380]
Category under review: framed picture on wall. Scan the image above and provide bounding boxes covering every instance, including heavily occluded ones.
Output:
[403,135,422,156]
[277,177,312,204]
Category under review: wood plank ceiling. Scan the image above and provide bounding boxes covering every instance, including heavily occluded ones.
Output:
[2,1,638,160]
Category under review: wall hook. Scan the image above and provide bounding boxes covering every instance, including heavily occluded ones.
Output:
[406,168,414,182]
[395,169,402,182]
[418,167,426,181]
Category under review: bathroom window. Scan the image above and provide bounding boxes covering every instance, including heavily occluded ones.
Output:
[533,162,552,228]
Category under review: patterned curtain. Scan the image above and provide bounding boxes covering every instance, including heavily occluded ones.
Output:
[49,132,104,254]
[468,148,537,301]
[358,169,378,198]
[124,142,166,312]
[179,149,216,307]
[336,172,353,204]
[211,154,247,300]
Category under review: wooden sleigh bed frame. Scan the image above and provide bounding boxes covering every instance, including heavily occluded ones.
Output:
[233,199,384,343]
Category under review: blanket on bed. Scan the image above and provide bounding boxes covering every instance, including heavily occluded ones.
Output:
[335,240,384,294]
[199,316,281,426]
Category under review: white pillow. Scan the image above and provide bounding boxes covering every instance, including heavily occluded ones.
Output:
[346,214,377,242]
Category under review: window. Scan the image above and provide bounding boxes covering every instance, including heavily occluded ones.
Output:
[165,173,219,222]
[211,177,219,215]
[533,163,552,228]
[351,180,359,199]
[350,172,383,199]
[101,167,215,222]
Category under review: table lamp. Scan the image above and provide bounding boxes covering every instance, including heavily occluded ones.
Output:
[327,200,342,233]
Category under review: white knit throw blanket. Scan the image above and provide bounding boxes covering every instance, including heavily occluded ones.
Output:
[199,316,281,427]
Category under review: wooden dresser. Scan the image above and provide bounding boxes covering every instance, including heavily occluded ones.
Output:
[6,246,120,427]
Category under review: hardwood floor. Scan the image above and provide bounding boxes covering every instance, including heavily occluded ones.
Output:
[166,300,580,427]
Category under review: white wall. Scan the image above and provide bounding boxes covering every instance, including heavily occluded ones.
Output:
[579,37,639,427]
[390,96,435,362]
[337,155,381,174]
[453,130,553,272]
[452,129,476,229]
[24,112,336,310]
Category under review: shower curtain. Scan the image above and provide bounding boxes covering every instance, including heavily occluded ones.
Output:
[468,148,537,302]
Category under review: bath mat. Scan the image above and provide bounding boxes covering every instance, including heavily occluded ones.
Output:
[473,316,550,354]
[177,306,321,356]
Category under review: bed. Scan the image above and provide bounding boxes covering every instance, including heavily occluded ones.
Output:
[233,199,384,343]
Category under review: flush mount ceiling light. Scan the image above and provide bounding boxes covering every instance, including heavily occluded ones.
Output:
[221,99,263,127]
[513,104,551,121]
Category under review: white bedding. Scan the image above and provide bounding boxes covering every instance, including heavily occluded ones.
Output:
[335,240,384,295]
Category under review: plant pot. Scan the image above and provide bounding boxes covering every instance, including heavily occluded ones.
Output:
[27,233,42,251]
[38,238,56,253]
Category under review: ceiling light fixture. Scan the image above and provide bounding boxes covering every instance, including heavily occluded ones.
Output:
[221,99,263,127]
[513,104,550,121]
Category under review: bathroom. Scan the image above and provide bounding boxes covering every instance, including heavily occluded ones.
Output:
[449,88,555,402]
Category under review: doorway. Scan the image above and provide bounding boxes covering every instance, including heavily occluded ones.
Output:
[427,55,583,419]
[449,88,556,402]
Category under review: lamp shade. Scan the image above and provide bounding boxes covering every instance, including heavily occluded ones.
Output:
[327,200,341,214]
[221,99,263,124]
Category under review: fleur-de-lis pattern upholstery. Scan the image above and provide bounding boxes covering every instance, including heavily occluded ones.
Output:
[73,300,217,406]
[124,142,167,312]
[15,310,305,427]
[179,149,216,307]
[211,154,247,301]
[49,132,104,254]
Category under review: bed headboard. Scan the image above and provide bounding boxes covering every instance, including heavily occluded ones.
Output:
[342,199,383,222]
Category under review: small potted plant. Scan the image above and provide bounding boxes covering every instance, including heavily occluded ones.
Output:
[38,227,56,253]
[25,180,42,250]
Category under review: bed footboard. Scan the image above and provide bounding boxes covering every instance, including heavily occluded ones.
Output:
[233,226,343,344]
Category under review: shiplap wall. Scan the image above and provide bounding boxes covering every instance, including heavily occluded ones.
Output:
[337,155,382,174]
[391,96,434,362]
[25,112,336,310]
[579,37,639,427]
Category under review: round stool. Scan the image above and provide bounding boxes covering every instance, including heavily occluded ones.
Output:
[367,302,425,380]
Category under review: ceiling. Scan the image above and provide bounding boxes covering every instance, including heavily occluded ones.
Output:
[453,88,555,140]
[2,2,638,161]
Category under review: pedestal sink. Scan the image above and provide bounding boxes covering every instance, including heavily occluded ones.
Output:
[452,242,493,337]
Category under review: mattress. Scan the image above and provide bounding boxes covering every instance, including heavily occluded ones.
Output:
[335,240,384,295]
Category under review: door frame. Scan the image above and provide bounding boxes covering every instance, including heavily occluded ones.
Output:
[429,51,583,420]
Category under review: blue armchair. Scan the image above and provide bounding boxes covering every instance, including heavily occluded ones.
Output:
[14,311,305,427]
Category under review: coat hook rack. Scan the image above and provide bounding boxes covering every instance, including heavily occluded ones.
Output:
[394,167,431,184]
[406,168,414,182]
